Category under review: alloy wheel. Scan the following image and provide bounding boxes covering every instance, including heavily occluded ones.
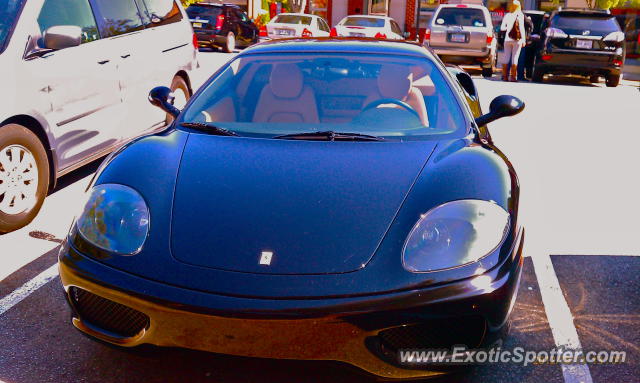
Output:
[0,144,39,215]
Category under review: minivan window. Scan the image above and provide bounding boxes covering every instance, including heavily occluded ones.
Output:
[38,0,100,44]
[273,15,313,25]
[92,0,145,37]
[435,8,486,27]
[0,0,25,53]
[142,0,183,26]
[551,14,620,33]
[186,5,222,24]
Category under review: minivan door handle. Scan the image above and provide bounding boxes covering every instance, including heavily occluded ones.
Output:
[97,59,110,65]
[121,54,131,59]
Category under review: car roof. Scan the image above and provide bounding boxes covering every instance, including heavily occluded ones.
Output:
[554,8,613,16]
[436,3,488,10]
[343,14,391,20]
[524,10,546,15]
[188,2,239,7]
[242,38,431,58]
[275,13,318,18]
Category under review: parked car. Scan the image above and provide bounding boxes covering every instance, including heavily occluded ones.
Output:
[425,4,497,78]
[261,13,331,40]
[0,0,197,233]
[331,15,404,39]
[531,8,625,87]
[59,38,525,380]
[523,10,548,79]
[187,2,258,52]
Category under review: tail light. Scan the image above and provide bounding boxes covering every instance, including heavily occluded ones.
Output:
[259,25,267,37]
[456,4,468,7]
[330,27,337,37]
[613,58,623,66]
[192,33,199,49]
[541,54,553,61]
[486,33,493,44]
[215,14,225,30]
[424,29,431,41]
[375,32,387,39]
[302,28,313,38]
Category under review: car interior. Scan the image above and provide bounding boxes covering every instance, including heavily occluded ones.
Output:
[189,56,463,138]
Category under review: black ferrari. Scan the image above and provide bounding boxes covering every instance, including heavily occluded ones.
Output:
[59,38,525,379]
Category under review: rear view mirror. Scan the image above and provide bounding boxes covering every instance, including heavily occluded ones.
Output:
[43,25,82,50]
[148,86,181,118]
[475,95,524,127]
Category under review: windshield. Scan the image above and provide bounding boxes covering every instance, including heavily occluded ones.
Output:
[343,17,385,28]
[272,15,312,25]
[551,14,620,33]
[435,8,486,27]
[0,0,24,53]
[180,53,466,141]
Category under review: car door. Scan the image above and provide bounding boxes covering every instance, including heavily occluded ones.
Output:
[25,0,122,170]
[234,9,255,46]
[89,0,156,139]
[317,17,331,36]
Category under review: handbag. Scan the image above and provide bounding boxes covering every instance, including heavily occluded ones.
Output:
[508,16,522,41]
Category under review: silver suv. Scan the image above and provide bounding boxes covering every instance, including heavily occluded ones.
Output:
[0,0,198,233]
[425,4,497,78]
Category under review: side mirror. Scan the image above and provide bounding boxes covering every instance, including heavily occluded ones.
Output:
[43,25,82,50]
[148,86,180,118]
[475,95,524,127]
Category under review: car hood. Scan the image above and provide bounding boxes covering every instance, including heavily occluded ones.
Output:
[170,134,437,275]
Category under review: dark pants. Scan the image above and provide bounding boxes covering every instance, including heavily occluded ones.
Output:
[517,46,527,80]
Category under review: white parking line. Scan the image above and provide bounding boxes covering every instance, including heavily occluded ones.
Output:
[0,263,58,316]
[532,253,593,383]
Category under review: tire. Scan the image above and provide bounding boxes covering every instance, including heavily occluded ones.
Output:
[532,66,544,83]
[0,124,50,233]
[589,75,600,84]
[482,65,494,78]
[165,76,190,125]
[223,31,235,53]
[605,74,620,87]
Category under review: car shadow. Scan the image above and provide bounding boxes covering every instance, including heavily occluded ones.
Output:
[50,156,104,195]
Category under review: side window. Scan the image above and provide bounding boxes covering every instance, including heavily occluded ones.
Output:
[140,0,183,26]
[391,20,402,35]
[319,19,330,32]
[91,0,145,37]
[37,0,99,43]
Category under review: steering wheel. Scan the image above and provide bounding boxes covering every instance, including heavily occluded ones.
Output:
[360,98,420,119]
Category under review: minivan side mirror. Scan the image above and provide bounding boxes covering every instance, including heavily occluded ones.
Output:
[148,86,180,118]
[43,25,82,50]
[475,95,524,127]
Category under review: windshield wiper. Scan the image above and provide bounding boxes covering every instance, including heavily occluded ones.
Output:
[273,131,384,141]
[180,122,239,136]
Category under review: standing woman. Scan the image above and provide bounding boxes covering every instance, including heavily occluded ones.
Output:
[500,0,526,82]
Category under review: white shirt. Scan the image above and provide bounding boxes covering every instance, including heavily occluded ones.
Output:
[501,11,526,43]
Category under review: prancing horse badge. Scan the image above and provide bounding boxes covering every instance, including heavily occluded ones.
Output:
[259,251,273,266]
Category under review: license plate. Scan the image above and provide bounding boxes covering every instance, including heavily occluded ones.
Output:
[450,33,466,43]
[192,22,203,28]
[576,39,593,49]
[349,32,365,37]
[277,29,293,36]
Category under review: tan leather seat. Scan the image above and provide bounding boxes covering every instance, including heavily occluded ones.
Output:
[364,65,429,126]
[253,63,319,123]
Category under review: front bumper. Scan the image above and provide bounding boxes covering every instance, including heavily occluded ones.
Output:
[59,229,524,379]
[536,49,623,76]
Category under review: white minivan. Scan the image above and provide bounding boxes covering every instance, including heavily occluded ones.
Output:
[0,0,198,232]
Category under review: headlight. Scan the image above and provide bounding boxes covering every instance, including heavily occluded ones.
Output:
[402,200,510,273]
[76,184,150,255]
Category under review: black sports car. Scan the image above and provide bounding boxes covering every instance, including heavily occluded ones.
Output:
[59,39,525,379]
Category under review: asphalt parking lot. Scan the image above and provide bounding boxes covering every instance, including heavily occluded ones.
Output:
[0,50,638,383]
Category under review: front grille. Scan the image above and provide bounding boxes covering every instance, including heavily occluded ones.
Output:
[378,316,486,352]
[69,287,149,338]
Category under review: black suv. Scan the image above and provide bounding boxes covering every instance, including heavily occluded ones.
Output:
[186,3,258,52]
[531,9,625,87]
